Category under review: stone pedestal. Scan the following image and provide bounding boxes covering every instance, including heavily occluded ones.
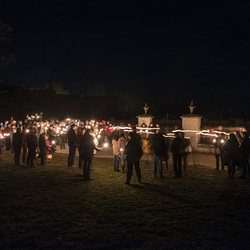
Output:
[137,114,154,127]
[180,114,203,150]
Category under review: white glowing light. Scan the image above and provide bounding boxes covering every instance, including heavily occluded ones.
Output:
[197,132,218,137]
[213,131,230,136]
[120,148,123,152]
[4,133,10,137]
[52,140,56,145]
[221,139,225,144]
[26,130,29,133]
[104,143,108,148]
[213,139,216,143]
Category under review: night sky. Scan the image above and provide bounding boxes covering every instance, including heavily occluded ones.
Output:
[1,0,250,115]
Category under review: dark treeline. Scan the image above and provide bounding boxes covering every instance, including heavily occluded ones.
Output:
[0,84,248,122]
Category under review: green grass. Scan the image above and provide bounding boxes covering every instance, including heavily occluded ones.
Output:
[0,151,250,249]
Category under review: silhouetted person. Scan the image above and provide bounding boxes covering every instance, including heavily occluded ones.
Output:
[39,132,48,165]
[124,132,143,184]
[239,132,250,179]
[181,133,191,174]
[80,129,99,181]
[12,127,23,166]
[213,136,225,170]
[223,133,239,179]
[170,132,184,178]
[67,124,76,167]
[26,128,38,168]
[76,127,86,169]
[152,126,168,178]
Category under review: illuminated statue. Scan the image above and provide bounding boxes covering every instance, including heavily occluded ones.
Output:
[143,103,149,115]
[189,101,196,114]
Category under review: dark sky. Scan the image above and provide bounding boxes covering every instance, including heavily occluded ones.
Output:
[1,0,250,115]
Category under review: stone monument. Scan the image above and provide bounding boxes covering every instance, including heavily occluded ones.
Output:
[136,103,154,127]
[180,101,203,150]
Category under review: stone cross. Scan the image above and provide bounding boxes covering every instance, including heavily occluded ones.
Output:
[143,103,149,115]
[189,101,196,114]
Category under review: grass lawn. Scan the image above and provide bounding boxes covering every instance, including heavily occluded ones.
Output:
[1,151,250,250]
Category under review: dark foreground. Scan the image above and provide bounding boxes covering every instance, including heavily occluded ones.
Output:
[0,151,250,250]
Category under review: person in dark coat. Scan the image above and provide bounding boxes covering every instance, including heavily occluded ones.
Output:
[12,127,23,166]
[238,132,250,179]
[76,127,86,169]
[152,126,168,178]
[26,127,38,167]
[67,124,77,167]
[170,132,184,178]
[222,133,239,178]
[80,129,99,181]
[39,132,48,165]
[124,132,143,184]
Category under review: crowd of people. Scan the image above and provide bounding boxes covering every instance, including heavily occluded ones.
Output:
[213,131,250,179]
[0,114,250,183]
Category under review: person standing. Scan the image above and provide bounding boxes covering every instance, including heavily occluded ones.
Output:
[12,127,23,166]
[4,123,11,151]
[112,134,120,172]
[181,134,191,174]
[26,128,38,168]
[118,133,127,173]
[80,129,100,181]
[170,132,184,178]
[76,127,85,169]
[22,127,28,164]
[39,132,48,165]
[223,133,239,179]
[239,132,250,179]
[106,123,114,147]
[59,130,67,149]
[10,124,16,154]
[67,124,77,167]
[152,127,168,178]
[124,132,143,185]
[142,137,153,168]
[213,136,225,170]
